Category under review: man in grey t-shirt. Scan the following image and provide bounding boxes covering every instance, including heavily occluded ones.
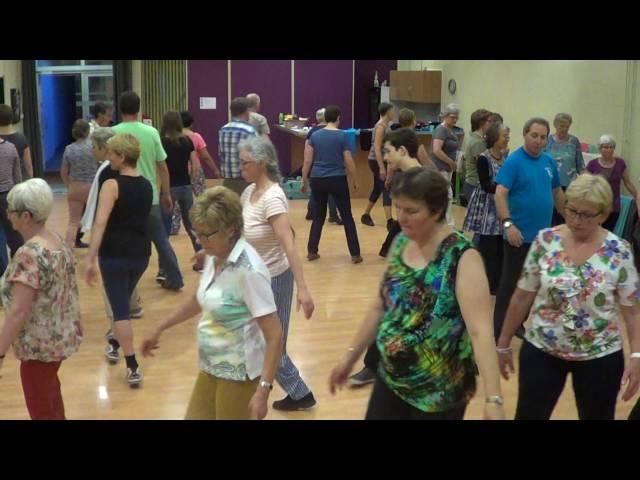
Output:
[246,93,270,136]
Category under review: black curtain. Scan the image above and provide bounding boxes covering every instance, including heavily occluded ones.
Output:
[21,60,44,178]
[113,60,133,123]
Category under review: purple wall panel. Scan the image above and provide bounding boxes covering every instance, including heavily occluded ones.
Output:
[230,60,292,174]
[353,60,397,128]
[294,60,353,128]
[187,60,228,178]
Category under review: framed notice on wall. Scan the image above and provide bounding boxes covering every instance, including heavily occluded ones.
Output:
[10,88,21,124]
[0,77,4,104]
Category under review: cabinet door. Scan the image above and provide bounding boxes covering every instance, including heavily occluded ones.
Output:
[420,71,442,103]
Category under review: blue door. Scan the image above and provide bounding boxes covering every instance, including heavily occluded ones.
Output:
[39,74,78,173]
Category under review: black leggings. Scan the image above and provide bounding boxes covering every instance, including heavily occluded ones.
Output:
[379,220,402,258]
[515,341,624,420]
[366,378,467,420]
[629,397,640,420]
[477,234,503,295]
[368,161,391,206]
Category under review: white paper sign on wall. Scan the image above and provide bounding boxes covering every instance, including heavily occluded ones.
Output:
[199,97,216,110]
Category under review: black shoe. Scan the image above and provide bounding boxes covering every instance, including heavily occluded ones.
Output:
[161,280,184,291]
[379,245,390,258]
[272,392,317,411]
[328,216,343,225]
[361,213,374,227]
[75,240,89,248]
[155,271,167,284]
[386,218,395,232]
[348,367,376,387]
[305,211,313,221]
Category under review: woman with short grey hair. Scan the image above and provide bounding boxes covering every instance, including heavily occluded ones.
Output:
[237,136,317,411]
[429,103,459,226]
[0,178,83,419]
[545,112,585,225]
[586,133,638,231]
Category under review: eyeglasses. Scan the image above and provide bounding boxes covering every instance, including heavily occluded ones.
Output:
[565,206,601,220]
[191,229,219,244]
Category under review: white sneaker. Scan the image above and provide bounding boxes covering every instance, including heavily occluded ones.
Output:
[127,368,143,387]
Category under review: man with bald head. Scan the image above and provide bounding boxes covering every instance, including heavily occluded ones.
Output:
[246,93,270,137]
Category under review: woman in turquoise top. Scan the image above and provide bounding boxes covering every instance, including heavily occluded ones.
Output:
[546,113,585,225]
[329,167,504,419]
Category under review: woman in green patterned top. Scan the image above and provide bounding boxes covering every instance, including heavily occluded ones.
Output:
[329,167,504,420]
[497,173,640,420]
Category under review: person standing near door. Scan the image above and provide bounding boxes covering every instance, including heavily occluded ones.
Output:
[0,136,23,276]
[60,119,97,248]
[0,104,33,179]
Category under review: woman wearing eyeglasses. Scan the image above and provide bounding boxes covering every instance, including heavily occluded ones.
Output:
[141,186,283,420]
[429,104,460,226]
[586,134,638,232]
[497,173,640,420]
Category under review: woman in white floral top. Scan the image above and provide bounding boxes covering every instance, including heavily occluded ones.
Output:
[497,173,640,420]
[0,179,83,420]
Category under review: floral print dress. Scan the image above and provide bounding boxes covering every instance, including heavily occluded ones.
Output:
[518,227,640,360]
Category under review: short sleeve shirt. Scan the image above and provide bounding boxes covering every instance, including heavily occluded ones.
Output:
[196,238,277,381]
[518,227,640,360]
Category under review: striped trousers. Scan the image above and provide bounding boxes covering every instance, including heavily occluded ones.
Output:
[271,268,311,400]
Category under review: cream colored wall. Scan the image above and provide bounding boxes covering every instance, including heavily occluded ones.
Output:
[399,60,627,148]
[398,60,640,184]
[0,60,23,131]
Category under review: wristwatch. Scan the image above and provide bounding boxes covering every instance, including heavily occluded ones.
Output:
[259,380,273,390]
[486,395,504,406]
[503,218,513,229]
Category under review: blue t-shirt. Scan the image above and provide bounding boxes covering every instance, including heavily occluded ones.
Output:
[496,147,560,244]
[309,128,349,178]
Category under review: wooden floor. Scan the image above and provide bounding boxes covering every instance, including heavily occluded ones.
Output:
[0,192,637,420]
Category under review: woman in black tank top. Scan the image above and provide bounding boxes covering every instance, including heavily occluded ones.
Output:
[84,133,152,387]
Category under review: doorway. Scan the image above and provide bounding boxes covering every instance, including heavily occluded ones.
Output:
[36,60,114,174]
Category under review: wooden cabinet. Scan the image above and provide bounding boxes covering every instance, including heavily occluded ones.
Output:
[389,70,442,103]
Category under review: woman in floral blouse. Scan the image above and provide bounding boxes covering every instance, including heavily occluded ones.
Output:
[497,173,640,420]
[329,167,504,420]
[0,179,83,420]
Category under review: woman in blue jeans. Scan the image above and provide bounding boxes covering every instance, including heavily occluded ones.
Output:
[159,111,202,256]
[85,133,152,387]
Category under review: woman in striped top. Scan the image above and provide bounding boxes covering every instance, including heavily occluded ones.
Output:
[238,136,317,412]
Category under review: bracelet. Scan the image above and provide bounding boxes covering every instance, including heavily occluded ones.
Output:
[631,353,640,359]
[496,347,512,354]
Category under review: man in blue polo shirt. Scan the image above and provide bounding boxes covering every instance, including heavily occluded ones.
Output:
[493,117,565,340]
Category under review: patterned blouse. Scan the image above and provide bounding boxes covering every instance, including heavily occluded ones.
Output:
[519,227,640,361]
[0,239,82,362]
[376,232,477,413]
[196,238,277,381]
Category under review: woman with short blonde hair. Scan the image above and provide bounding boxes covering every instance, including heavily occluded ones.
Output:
[498,173,640,419]
[85,133,152,386]
[142,186,283,420]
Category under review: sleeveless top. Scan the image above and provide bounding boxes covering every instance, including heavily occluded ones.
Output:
[368,120,391,162]
[376,231,477,413]
[99,175,153,258]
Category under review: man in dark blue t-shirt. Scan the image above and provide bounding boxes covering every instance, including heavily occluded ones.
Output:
[493,117,565,340]
[303,105,361,263]
[305,108,340,224]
